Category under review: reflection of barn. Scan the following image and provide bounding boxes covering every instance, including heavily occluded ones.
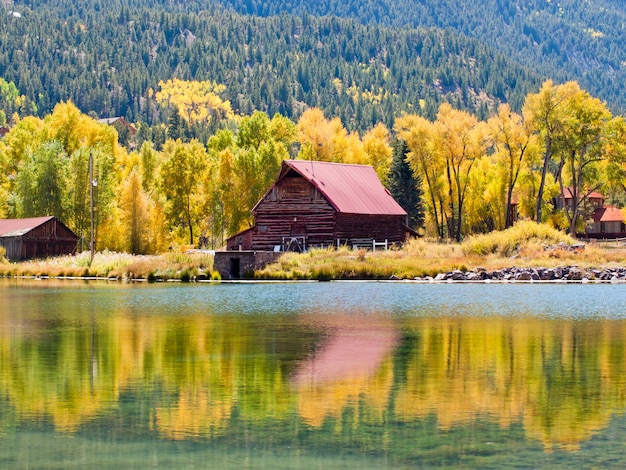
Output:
[0,216,79,261]
[214,160,415,279]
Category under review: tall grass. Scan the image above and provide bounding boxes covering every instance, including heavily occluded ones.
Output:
[0,250,219,281]
[2,222,626,281]
[461,221,576,256]
[258,222,626,280]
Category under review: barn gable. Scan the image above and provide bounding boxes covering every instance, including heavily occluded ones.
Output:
[0,216,79,261]
[254,160,407,216]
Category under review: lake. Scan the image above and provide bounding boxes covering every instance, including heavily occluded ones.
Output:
[2,278,626,468]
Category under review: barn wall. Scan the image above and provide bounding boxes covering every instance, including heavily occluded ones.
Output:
[0,237,23,261]
[251,176,337,251]
[335,214,406,244]
[588,221,626,238]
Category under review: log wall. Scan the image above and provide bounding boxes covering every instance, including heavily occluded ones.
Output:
[335,213,406,244]
[252,176,337,251]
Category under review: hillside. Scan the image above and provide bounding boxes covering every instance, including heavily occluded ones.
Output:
[0,1,542,131]
[219,0,626,115]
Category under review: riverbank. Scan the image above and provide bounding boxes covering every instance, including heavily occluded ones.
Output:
[0,250,219,282]
[1,222,625,282]
[256,222,626,281]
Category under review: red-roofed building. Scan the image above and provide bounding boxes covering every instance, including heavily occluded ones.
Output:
[215,160,416,278]
[227,160,414,252]
[587,205,626,238]
[555,186,604,211]
[0,216,78,261]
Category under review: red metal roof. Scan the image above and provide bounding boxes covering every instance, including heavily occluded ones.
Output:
[562,187,603,200]
[278,160,407,216]
[592,205,625,223]
[0,216,55,237]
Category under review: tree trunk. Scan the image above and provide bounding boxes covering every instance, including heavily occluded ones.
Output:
[535,136,552,223]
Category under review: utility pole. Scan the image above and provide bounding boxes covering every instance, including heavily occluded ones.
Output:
[89,152,96,266]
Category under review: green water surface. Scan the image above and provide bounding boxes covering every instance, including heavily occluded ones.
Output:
[1,279,626,468]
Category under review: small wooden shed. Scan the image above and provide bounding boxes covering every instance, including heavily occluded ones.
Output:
[0,216,79,261]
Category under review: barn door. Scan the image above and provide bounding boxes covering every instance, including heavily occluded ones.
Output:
[284,222,306,252]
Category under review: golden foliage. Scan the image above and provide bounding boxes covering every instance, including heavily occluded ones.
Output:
[155,79,234,124]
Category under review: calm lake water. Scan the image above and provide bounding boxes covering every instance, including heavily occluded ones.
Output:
[2,278,626,469]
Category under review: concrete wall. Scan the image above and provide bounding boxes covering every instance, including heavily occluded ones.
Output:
[214,251,281,279]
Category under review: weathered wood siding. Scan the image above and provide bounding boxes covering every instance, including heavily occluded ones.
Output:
[588,220,626,238]
[0,218,78,261]
[335,213,406,244]
[252,175,336,251]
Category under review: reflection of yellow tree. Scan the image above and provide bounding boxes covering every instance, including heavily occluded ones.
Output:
[3,301,626,451]
[394,318,626,451]
[295,357,394,429]
[0,310,290,437]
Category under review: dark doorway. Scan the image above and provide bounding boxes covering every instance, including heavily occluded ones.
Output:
[229,257,241,279]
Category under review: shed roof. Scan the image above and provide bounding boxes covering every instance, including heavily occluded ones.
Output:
[266,160,407,216]
[0,216,56,237]
[562,187,604,200]
[592,206,625,223]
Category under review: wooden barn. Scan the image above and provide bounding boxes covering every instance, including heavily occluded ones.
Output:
[228,160,414,252]
[0,216,79,261]
[215,160,414,279]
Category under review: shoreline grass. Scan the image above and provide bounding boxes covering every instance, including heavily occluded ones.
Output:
[1,222,625,282]
[0,250,220,282]
[257,222,626,280]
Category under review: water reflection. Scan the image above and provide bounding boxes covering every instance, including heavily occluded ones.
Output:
[291,315,399,427]
[2,280,626,465]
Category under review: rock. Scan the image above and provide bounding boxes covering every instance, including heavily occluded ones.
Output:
[514,271,532,281]
[449,270,466,281]
[567,268,583,281]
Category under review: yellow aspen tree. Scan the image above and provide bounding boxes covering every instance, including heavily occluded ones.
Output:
[0,116,45,217]
[119,167,151,254]
[155,79,234,126]
[297,108,330,160]
[603,117,626,200]
[432,103,488,241]
[395,113,446,238]
[487,104,537,229]
[556,86,611,236]
[160,139,208,245]
[362,123,393,185]
[522,80,579,223]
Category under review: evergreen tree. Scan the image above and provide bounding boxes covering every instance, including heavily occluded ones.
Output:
[388,138,424,231]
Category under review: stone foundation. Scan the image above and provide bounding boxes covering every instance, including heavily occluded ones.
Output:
[214,250,281,280]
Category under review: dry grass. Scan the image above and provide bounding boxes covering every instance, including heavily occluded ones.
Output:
[257,222,626,280]
[0,250,219,281]
[3,222,626,281]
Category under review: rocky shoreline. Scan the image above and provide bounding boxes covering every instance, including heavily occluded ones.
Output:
[409,265,626,283]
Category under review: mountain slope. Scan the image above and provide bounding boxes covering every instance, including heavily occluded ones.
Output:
[218,0,626,114]
[0,1,542,131]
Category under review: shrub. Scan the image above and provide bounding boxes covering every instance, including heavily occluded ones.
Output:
[461,221,575,256]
